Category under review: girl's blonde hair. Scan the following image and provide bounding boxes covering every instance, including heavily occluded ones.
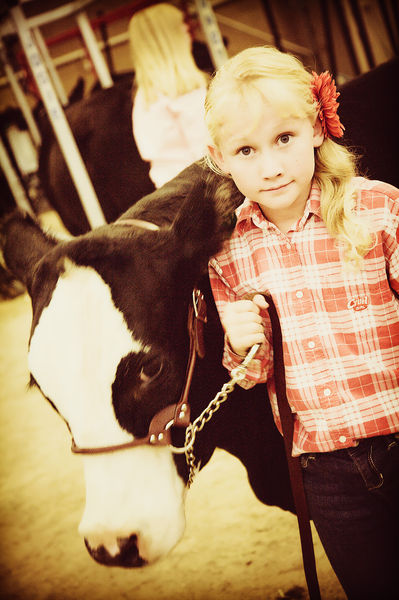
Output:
[128,3,208,106]
[205,46,373,269]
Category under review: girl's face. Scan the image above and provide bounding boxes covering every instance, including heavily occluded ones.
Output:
[208,100,324,232]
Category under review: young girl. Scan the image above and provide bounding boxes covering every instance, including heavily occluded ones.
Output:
[205,46,399,599]
[128,3,209,188]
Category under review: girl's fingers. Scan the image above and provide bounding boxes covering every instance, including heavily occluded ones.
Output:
[226,299,260,314]
[221,297,269,356]
[253,294,269,310]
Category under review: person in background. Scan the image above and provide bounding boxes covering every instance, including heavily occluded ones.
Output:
[128,2,209,189]
[205,45,399,599]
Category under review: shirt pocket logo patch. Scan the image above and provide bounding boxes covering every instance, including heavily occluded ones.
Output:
[347,295,369,311]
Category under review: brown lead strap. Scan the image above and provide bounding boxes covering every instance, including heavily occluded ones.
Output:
[265,295,322,600]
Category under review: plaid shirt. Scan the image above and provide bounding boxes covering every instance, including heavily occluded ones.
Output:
[209,177,399,456]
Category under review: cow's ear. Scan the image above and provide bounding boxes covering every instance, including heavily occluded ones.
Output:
[172,170,241,262]
[172,177,219,261]
[1,211,58,289]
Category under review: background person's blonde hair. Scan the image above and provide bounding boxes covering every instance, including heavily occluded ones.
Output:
[128,3,208,106]
[205,46,373,269]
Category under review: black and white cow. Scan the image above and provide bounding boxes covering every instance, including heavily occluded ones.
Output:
[1,162,293,568]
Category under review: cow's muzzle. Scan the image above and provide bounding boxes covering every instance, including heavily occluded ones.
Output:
[85,535,146,568]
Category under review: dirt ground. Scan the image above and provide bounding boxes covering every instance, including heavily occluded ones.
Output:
[0,293,346,600]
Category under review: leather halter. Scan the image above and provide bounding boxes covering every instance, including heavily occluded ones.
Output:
[71,288,207,455]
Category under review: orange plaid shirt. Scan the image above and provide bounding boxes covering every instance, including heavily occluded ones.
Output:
[209,178,399,456]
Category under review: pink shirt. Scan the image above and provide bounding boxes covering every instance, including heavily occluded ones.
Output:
[132,87,207,188]
[209,178,399,456]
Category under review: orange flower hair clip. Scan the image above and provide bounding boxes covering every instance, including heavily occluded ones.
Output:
[311,71,345,139]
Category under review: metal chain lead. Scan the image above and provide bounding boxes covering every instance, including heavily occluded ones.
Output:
[184,344,260,487]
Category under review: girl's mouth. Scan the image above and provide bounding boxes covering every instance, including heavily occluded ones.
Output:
[262,181,292,192]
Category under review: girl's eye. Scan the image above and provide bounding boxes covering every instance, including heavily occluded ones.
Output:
[279,133,291,145]
[238,146,252,156]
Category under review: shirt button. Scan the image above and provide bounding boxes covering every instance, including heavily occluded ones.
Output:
[308,341,315,349]
[296,291,303,299]
[323,388,331,396]
[286,243,291,250]
[339,435,347,443]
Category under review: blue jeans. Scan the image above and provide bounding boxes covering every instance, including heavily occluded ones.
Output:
[300,433,399,600]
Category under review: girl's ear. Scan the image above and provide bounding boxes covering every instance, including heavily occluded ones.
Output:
[207,145,229,174]
[313,117,324,148]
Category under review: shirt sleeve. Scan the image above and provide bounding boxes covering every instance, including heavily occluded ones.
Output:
[168,88,207,162]
[381,183,399,294]
[208,257,273,389]
[131,91,157,161]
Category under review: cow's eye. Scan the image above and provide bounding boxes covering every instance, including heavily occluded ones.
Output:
[139,357,163,384]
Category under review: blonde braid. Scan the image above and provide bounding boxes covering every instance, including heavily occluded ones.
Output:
[315,140,374,269]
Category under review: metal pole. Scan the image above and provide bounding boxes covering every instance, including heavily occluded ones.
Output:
[76,10,113,88]
[0,37,42,147]
[0,136,35,216]
[260,0,283,51]
[10,5,106,230]
[32,26,69,106]
[348,0,376,70]
[194,0,228,69]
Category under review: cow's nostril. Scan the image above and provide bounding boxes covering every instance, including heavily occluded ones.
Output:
[117,535,145,566]
[84,535,146,568]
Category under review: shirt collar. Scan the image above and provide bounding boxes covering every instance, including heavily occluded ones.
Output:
[307,181,322,219]
[236,180,322,232]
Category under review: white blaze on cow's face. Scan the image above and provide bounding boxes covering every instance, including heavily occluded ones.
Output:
[29,260,141,446]
[28,260,186,563]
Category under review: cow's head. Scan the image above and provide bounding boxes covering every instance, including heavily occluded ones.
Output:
[1,167,242,567]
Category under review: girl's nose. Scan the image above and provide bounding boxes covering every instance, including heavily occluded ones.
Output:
[259,151,283,179]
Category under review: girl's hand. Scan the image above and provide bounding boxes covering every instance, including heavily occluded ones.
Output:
[221,294,268,357]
